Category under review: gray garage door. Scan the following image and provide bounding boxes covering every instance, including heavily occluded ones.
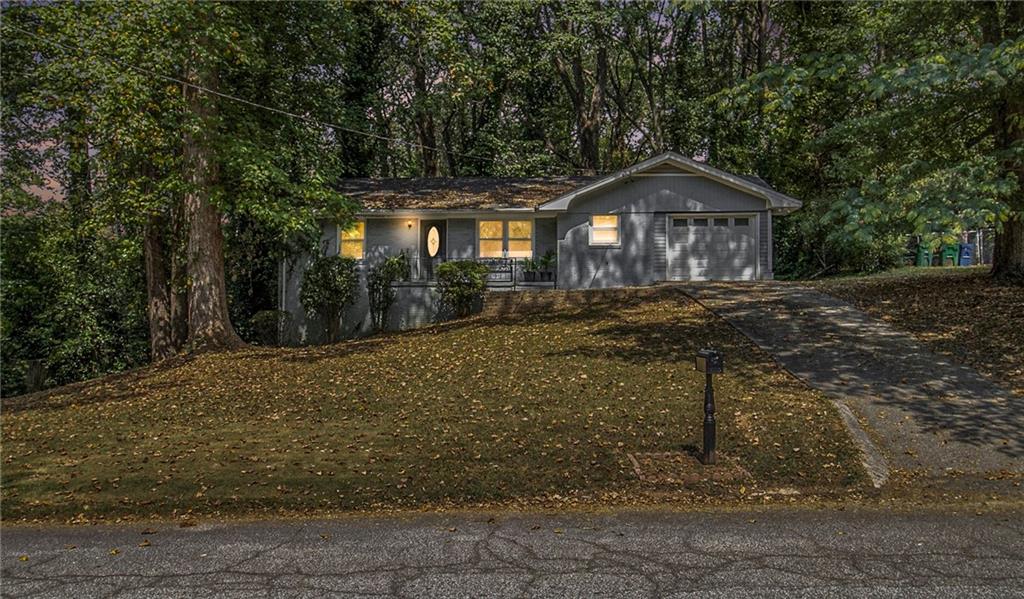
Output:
[667,214,757,281]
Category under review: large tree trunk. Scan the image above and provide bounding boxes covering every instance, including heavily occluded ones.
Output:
[143,213,176,361]
[65,106,91,261]
[984,1,1024,279]
[551,45,606,173]
[183,39,244,351]
[170,201,189,350]
[412,57,438,177]
[993,217,1024,279]
[327,310,342,344]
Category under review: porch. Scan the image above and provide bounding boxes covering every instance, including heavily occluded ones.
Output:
[404,255,557,290]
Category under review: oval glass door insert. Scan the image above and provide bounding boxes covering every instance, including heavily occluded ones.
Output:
[427,226,440,257]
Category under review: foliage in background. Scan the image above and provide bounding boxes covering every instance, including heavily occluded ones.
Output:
[0,211,149,397]
[4,1,1023,392]
[436,261,490,318]
[720,2,1023,277]
[300,255,359,343]
[367,251,411,333]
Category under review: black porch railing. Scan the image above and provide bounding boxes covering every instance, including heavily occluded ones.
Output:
[407,255,554,289]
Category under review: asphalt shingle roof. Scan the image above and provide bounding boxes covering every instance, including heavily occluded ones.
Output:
[337,177,599,211]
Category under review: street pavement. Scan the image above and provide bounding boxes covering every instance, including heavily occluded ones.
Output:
[2,508,1023,598]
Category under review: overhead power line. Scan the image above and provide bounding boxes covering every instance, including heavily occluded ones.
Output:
[6,23,602,174]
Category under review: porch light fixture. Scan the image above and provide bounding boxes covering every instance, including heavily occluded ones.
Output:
[406,220,413,229]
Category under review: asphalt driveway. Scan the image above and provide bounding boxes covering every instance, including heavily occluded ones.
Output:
[681,282,1023,484]
[3,509,1022,598]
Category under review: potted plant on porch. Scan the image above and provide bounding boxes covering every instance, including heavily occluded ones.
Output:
[520,257,539,282]
[538,250,556,282]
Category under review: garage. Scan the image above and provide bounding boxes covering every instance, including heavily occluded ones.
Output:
[667,213,758,281]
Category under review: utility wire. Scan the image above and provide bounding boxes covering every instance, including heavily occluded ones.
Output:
[6,22,603,174]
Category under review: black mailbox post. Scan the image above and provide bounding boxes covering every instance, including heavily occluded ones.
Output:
[695,349,724,465]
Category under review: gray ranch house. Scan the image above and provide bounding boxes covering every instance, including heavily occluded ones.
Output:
[279,151,801,343]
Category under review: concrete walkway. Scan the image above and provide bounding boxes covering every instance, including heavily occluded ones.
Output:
[681,283,1023,481]
[3,509,1022,598]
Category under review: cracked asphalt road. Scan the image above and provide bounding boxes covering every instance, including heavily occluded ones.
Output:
[2,509,1022,598]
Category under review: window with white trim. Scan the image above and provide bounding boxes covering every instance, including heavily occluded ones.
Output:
[478,220,534,258]
[507,220,532,258]
[339,221,365,260]
[590,214,620,246]
[479,220,504,258]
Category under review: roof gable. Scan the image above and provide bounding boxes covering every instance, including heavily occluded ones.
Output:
[537,152,801,213]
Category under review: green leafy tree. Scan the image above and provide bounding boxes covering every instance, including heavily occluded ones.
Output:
[721,1,1024,277]
[300,255,359,343]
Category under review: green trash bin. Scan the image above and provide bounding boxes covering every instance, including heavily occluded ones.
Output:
[940,244,959,266]
[915,244,933,267]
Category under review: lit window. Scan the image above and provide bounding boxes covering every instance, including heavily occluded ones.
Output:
[340,221,365,259]
[478,220,534,258]
[479,220,504,258]
[507,220,532,258]
[590,214,620,246]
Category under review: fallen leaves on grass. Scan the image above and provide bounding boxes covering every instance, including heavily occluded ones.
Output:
[2,287,866,523]
[813,268,1023,396]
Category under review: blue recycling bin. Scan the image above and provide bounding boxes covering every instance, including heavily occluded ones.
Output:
[958,243,975,266]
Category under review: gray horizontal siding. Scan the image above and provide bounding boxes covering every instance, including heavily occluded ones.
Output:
[564,175,769,214]
[365,217,418,265]
[556,212,655,289]
[652,213,667,281]
[447,218,476,259]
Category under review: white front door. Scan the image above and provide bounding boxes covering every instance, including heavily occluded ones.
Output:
[667,214,757,281]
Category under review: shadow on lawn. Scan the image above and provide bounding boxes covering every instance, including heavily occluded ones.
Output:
[4,367,187,415]
[687,282,1024,463]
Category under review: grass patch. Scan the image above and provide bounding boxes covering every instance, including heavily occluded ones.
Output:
[1,287,865,523]
[811,267,1024,396]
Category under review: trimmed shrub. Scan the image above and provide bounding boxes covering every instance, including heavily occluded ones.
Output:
[368,252,411,332]
[436,261,490,317]
[300,255,359,343]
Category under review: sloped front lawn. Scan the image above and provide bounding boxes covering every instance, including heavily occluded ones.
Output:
[2,287,865,523]
[812,267,1024,396]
